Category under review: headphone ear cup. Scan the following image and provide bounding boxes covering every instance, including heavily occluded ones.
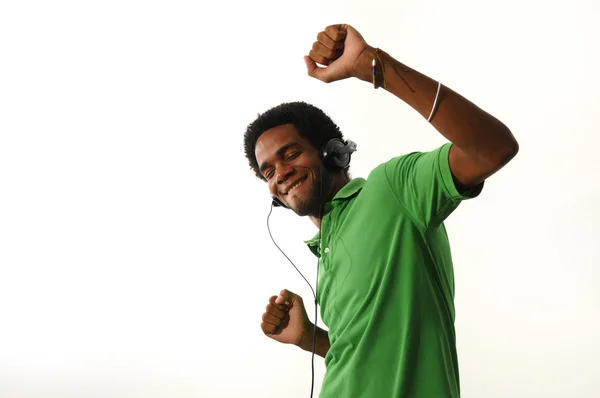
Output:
[321,138,350,169]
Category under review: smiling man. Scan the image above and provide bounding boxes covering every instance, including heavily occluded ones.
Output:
[243,24,518,397]
[250,106,352,222]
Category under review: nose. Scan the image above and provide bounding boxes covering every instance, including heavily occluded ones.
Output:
[276,164,295,185]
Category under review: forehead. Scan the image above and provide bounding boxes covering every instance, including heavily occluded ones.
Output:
[255,124,308,163]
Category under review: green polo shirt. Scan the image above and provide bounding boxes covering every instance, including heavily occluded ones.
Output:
[305,143,483,397]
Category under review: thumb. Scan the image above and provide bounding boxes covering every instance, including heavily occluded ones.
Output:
[304,55,328,83]
[275,289,302,307]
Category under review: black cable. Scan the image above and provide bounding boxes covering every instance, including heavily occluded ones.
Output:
[266,118,325,398]
[267,198,321,398]
[266,204,316,299]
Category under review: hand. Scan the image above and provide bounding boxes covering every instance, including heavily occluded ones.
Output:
[261,289,313,348]
[304,24,373,83]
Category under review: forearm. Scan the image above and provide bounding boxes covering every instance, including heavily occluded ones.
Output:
[355,47,518,165]
[299,324,330,358]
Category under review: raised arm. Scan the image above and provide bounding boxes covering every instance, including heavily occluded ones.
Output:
[304,24,519,190]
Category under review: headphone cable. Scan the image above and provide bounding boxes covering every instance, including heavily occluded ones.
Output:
[266,198,321,398]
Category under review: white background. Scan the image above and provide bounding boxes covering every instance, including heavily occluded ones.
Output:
[1,0,599,397]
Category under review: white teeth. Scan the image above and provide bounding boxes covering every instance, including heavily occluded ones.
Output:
[287,179,304,194]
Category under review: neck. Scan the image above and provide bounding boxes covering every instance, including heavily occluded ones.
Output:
[308,174,350,230]
[309,216,323,230]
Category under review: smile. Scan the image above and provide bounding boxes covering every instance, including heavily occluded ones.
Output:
[285,176,307,195]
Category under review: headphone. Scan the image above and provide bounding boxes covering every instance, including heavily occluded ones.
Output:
[271,138,357,209]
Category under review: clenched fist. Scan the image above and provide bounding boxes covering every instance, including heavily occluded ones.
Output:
[261,289,313,348]
[304,24,373,84]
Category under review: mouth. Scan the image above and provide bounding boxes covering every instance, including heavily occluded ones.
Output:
[284,175,308,196]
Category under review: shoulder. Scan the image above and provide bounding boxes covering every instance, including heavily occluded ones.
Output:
[366,143,452,184]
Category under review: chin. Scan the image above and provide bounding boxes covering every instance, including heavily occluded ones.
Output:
[291,198,321,217]
[288,178,325,217]
[292,208,311,217]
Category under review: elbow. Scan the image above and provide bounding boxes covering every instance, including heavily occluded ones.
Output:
[503,137,519,164]
[492,126,519,167]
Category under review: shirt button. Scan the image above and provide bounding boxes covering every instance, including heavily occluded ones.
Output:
[324,247,330,254]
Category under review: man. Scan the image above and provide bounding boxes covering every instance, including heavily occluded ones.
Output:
[243,24,518,397]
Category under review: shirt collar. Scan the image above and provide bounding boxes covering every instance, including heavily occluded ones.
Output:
[304,178,366,256]
[330,177,365,202]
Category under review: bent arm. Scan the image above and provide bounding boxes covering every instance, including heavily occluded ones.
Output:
[354,47,519,190]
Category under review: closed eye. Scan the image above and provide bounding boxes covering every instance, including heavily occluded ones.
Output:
[286,151,300,160]
[262,149,302,180]
[264,169,274,180]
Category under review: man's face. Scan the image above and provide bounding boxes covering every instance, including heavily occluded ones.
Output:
[255,124,330,216]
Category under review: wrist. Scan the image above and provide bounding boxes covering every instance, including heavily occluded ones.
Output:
[298,322,315,352]
[352,45,377,83]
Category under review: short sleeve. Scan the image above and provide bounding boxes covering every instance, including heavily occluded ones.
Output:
[379,143,483,230]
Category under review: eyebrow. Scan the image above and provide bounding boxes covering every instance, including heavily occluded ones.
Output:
[259,142,302,175]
